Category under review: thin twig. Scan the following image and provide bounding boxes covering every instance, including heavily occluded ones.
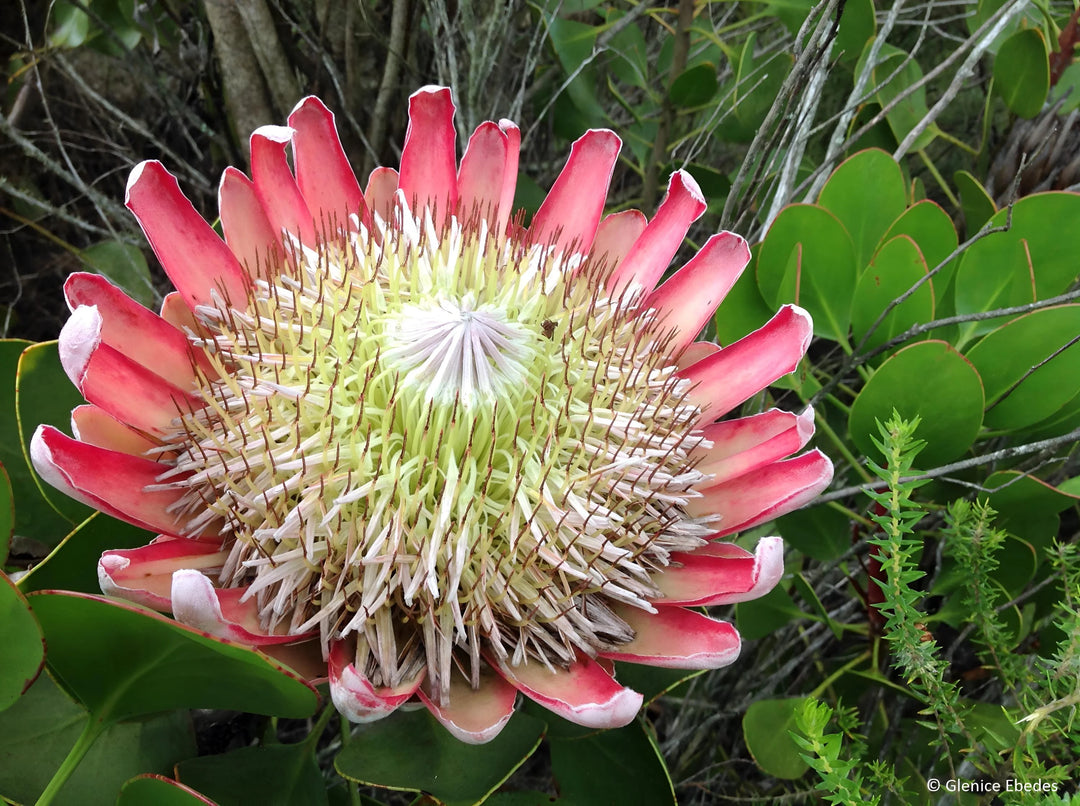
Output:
[814,428,1080,505]
[367,0,411,171]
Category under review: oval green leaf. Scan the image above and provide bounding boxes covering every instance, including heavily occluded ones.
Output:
[712,249,774,344]
[858,42,936,152]
[735,584,801,640]
[0,571,45,711]
[669,62,718,107]
[16,341,93,530]
[985,470,1080,554]
[954,170,997,240]
[1,340,73,545]
[743,697,811,779]
[1,463,11,566]
[756,204,857,342]
[117,775,216,806]
[81,242,157,308]
[880,200,960,296]
[817,149,908,270]
[993,28,1050,118]
[27,591,319,723]
[849,340,984,466]
[965,305,1080,430]
[954,192,1080,343]
[835,0,875,66]
[550,719,676,805]
[852,234,934,351]
[178,744,328,806]
[335,707,544,806]
[778,502,851,562]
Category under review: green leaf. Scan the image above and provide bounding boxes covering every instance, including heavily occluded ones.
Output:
[985,470,1080,554]
[835,0,875,66]
[735,584,801,640]
[1049,61,1080,113]
[778,503,851,562]
[766,0,816,35]
[17,512,155,595]
[1,340,73,544]
[613,662,703,707]
[965,703,1021,752]
[953,192,1080,342]
[682,163,731,209]
[0,673,196,806]
[817,149,908,270]
[742,698,810,779]
[756,204,857,342]
[858,42,936,151]
[954,170,997,240]
[851,235,935,351]
[81,242,157,308]
[335,707,544,806]
[0,570,45,711]
[604,12,649,89]
[965,305,1080,430]
[546,18,604,128]
[879,200,959,296]
[848,341,984,466]
[27,591,319,723]
[178,743,328,806]
[993,28,1050,118]
[790,573,843,639]
[1020,388,1080,440]
[549,720,675,805]
[0,463,12,566]
[935,528,1037,600]
[669,62,718,107]
[118,775,217,805]
[716,40,791,142]
[711,249,774,344]
[485,793,558,805]
[966,0,1034,43]
[16,341,94,532]
[49,1,92,48]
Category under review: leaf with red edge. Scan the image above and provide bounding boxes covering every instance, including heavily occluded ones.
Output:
[848,340,984,467]
[756,204,857,343]
[117,775,217,805]
[817,149,908,270]
[0,673,196,806]
[27,590,318,723]
[0,570,45,711]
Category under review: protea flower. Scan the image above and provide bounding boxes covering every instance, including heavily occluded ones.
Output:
[31,86,832,743]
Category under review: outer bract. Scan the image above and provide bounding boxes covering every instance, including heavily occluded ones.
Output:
[33,87,833,743]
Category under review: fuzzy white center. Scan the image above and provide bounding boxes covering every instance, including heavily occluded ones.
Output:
[382,296,534,405]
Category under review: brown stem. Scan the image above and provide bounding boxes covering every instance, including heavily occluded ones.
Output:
[202,0,275,159]
[367,0,412,175]
[643,0,695,209]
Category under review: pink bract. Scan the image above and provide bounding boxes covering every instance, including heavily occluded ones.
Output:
[32,86,832,743]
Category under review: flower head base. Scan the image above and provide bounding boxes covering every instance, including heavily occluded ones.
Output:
[33,87,833,742]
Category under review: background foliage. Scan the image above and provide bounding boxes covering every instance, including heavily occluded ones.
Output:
[2,0,1080,803]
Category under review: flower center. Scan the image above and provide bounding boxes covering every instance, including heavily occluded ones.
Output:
[161,200,714,697]
[382,297,535,406]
